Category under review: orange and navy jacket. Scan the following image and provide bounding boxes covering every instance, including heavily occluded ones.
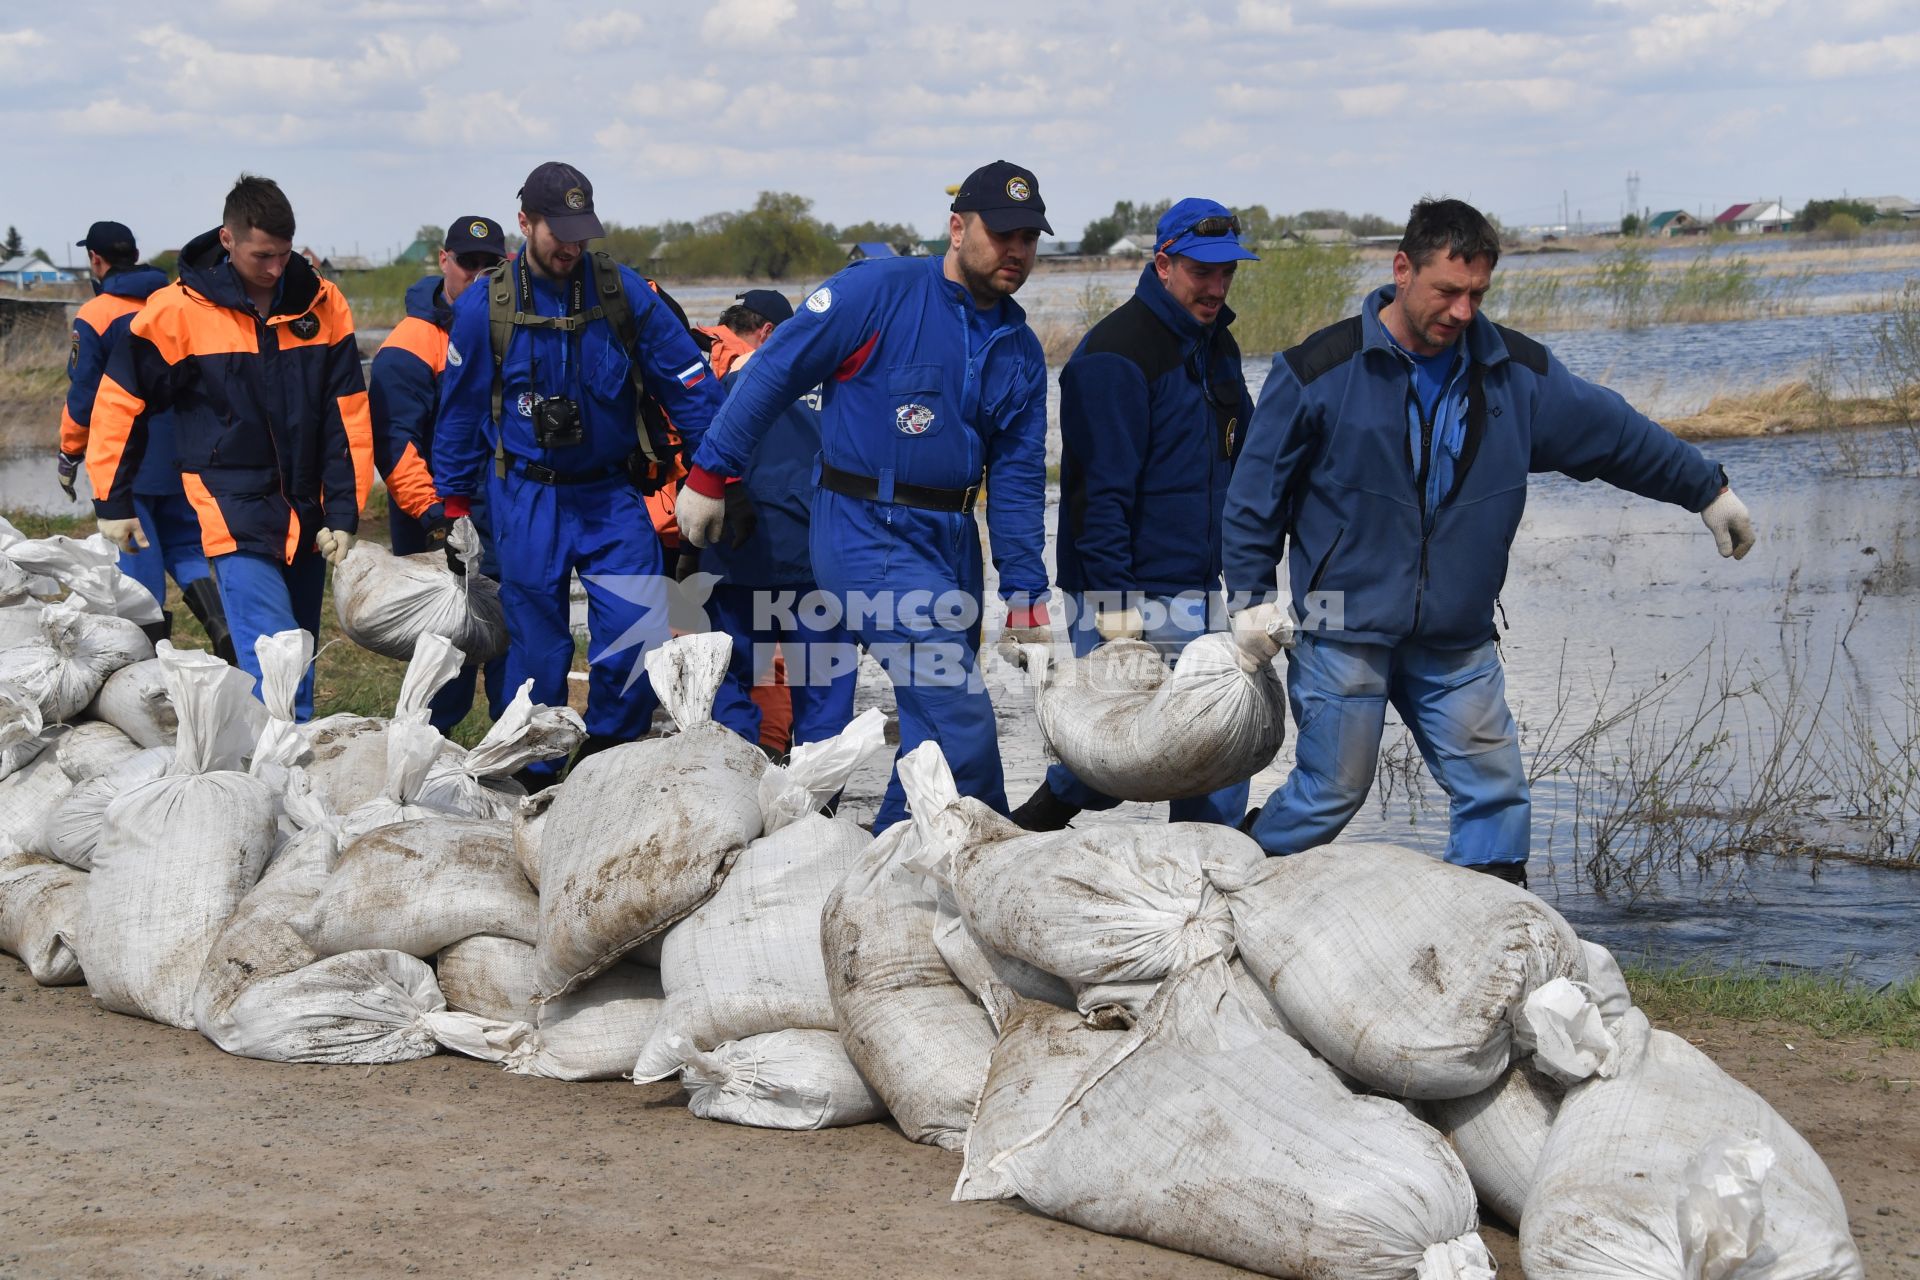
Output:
[696,324,755,380]
[368,275,449,520]
[62,266,186,494]
[89,227,375,563]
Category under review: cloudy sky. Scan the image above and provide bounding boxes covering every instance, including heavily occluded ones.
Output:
[2,0,1914,263]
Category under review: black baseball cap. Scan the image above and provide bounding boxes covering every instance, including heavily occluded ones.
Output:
[444,216,506,258]
[517,162,605,242]
[950,161,1052,235]
[736,288,794,324]
[76,220,137,257]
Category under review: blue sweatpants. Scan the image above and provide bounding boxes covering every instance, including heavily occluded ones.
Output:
[1043,591,1249,827]
[212,549,326,722]
[492,472,666,780]
[1248,634,1530,868]
[707,582,858,751]
[390,494,506,735]
[119,492,212,609]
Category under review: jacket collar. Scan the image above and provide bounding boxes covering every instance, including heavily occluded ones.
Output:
[929,252,1028,333]
[178,225,322,321]
[404,273,452,328]
[1361,283,1509,368]
[96,265,167,301]
[1133,263,1235,343]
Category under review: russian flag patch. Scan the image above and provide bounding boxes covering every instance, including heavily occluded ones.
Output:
[675,360,708,389]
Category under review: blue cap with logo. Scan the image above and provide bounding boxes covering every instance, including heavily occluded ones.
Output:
[950,160,1053,235]
[444,216,506,258]
[518,161,606,242]
[736,288,794,324]
[1155,197,1259,263]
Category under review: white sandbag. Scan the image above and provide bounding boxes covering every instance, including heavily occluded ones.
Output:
[411,678,584,821]
[292,817,532,958]
[822,820,998,1152]
[428,963,666,1081]
[248,629,313,779]
[1522,1009,1863,1279]
[209,949,446,1065]
[45,745,171,870]
[0,681,49,783]
[86,659,176,748]
[1219,843,1591,1099]
[976,959,1491,1280]
[55,719,141,783]
[1029,632,1285,801]
[0,518,64,605]
[0,847,87,985]
[331,521,507,663]
[676,1029,886,1130]
[436,933,540,1021]
[932,896,1078,1018]
[6,532,165,625]
[0,603,153,724]
[534,633,766,999]
[513,785,560,889]
[0,745,76,853]
[1426,1061,1561,1228]
[1582,939,1634,1023]
[297,636,466,811]
[340,717,455,836]
[83,646,279,1027]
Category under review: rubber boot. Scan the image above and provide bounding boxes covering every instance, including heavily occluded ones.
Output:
[140,611,173,649]
[1009,780,1079,832]
[1473,861,1529,889]
[181,578,238,666]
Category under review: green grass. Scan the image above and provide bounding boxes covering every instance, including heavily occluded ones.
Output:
[1624,961,1920,1047]
[338,263,432,331]
[1230,243,1362,356]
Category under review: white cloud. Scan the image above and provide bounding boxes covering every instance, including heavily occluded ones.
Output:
[404,87,552,147]
[1336,84,1409,117]
[1806,30,1920,76]
[1625,0,1786,67]
[700,0,797,46]
[566,9,647,46]
[1238,0,1294,32]
[134,25,460,112]
[0,27,48,76]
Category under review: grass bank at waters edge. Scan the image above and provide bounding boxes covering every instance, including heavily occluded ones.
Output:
[1666,381,1918,438]
[1625,961,1920,1049]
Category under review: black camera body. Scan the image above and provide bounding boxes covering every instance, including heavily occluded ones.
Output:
[532,396,584,450]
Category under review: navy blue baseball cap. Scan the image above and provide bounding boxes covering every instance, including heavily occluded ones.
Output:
[76,220,137,257]
[1156,198,1259,263]
[736,288,794,324]
[444,216,506,258]
[518,162,605,241]
[950,160,1053,234]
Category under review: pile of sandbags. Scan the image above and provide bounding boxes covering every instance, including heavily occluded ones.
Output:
[331,518,507,663]
[0,602,153,725]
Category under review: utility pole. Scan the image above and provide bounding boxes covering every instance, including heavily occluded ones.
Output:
[1626,171,1641,225]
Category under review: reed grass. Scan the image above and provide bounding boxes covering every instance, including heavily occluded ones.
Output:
[1624,961,1920,1047]
[1229,243,1362,356]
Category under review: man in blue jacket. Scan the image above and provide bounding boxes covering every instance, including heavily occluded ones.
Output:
[698,289,858,755]
[1011,198,1258,832]
[677,160,1053,831]
[1224,198,1756,884]
[434,162,725,776]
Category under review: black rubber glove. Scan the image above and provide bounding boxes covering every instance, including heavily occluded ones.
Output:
[57,451,82,503]
[723,485,758,550]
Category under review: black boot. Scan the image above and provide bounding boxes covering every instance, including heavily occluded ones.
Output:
[569,732,632,774]
[181,578,237,666]
[1473,861,1529,888]
[1009,781,1078,832]
[140,611,173,649]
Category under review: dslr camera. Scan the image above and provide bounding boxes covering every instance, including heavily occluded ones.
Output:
[532,395,584,450]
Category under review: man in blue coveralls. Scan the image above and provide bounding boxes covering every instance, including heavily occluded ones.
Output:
[1223,197,1757,885]
[1010,197,1259,832]
[677,160,1054,831]
[434,162,725,774]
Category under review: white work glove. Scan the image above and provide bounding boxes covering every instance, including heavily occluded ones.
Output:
[674,481,729,550]
[96,517,148,552]
[1230,602,1295,672]
[1094,607,1144,643]
[314,529,356,566]
[1700,489,1755,560]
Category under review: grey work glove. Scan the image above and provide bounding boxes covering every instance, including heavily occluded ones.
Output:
[1230,601,1295,673]
[1700,489,1755,560]
[314,529,356,566]
[1094,607,1144,643]
[96,516,148,552]
[675,480,729,549]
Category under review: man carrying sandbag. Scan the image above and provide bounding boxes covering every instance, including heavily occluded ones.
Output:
[89,176,374,719]
[1224,197,1757,884]
[369,215,508,734]
[676,161,1053,831]
[1009,198,1259,832]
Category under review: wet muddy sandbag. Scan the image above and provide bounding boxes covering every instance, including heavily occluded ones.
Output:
[0,847,87,985]
[512,786,560,890]
[332,519,507,663]
[0,602,153,725]
[1522,1009,1863,1279]
[412,678,584,822]
[1216,842,1595,1099]
[83,646,279,1028]
[534,633,766,999]
[437,933,541,1021]
[1026,632,1285,801]
[973,958,1493,1280]
[298,635,467,812]
[1425,1060,1562,1228]
[630,710,886,1082]
[210,949,447,1066]
[55,720,143,783]
[292,817,531,958]
[822,819,998,1152]
[674,1028,886,1130]
[46,745,171,870]
[427,961,667,1081]
[86,658,176,748]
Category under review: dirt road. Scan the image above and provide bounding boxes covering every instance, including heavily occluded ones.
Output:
[2,960,1914,1278]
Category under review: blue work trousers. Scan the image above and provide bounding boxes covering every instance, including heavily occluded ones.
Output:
[120,492,211,609]
[707,583,858,751]
[390,497,506,735]
[1044,591,1249,826]
[212,549,325,722]
[1248,634,1530,867]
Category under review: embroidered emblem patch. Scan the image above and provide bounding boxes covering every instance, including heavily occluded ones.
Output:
[289,314,320,340]
[805,287,832,313]
[896,403,935,435]
[1006,176,1031,202]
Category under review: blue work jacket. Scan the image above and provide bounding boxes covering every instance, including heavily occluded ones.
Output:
[700,356,821,588]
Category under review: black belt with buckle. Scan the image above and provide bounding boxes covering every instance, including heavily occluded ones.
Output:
[504,452,629,486]
[819,461,981,514]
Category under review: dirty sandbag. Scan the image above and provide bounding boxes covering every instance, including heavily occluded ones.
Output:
[822,820,999,1152]
[332,519,507,663]
[1581,939,1634,1024]
[428,962,666,1081]
[86,658,176,748]
[299,634,467,812]
[978,958,1491,1280]
[1425,1060,1562,1228]
[8,532,165,625]
[534,632,766,999]
[83,646,279,1028]
[209,949,446,1065]
[674,1029,887,1130]
[55,719,142,783]
[0,602,153,724]
[0,681,50,781]
[293,817,532,958]
[0,603,53,648]
[0,743,76,854]
[630,710,887,1082]
[46,745,171,869]
[438,933,541,1021]
[340,717,459,836]
[1522,1009,1862,1279]
[1218,843,1591,1099]
[412,679,585,821]
[0,846,88,985]
[512,785,560,889]
[1025,632,1285,801]
[248,629,314,781]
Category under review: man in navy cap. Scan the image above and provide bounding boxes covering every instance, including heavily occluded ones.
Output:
[1010,197,1261,831]
[676,160,1053,830]
[369,214,507,734]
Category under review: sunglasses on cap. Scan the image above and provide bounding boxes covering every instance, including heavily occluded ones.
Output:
[454,251,504,272]
[1160,215,1242,254]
